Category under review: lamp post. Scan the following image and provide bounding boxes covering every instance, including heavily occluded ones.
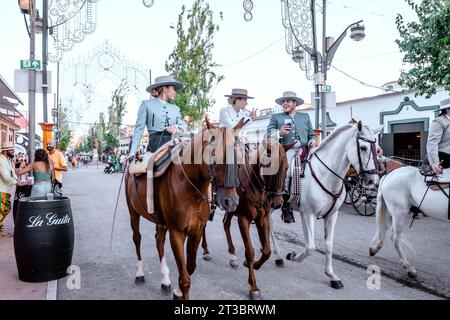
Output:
[281,0,365,139]
[18,0,36,162]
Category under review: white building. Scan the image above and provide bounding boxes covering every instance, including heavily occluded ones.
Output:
[243,87,449,162]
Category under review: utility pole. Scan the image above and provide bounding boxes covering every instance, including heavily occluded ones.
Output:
[321,0,327,138]
[310,0,321,132]
[28,0,36,162]
[42,0,49,122]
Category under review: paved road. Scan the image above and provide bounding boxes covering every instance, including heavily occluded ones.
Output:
[57,165,449,300]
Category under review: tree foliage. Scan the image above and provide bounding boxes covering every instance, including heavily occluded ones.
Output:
[396,0,450,97]
[57,105,72,152]
[165,0,224,124]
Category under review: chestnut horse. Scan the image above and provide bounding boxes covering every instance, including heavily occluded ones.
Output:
[124,118,244,300]
[202,139,289,299]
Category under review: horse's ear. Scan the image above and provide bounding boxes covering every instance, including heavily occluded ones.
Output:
[357,121,362,132]
[205,116,215,129]
[372,126,383,135]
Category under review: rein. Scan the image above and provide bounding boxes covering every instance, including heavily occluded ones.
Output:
[308,153,345,220]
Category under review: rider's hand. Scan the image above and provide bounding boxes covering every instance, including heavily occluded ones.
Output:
[165,125,177,134]
[432,163,443,174]
[279,125,291,137]
[249,108,258,120]
[127,154,135,164]
[308,140,317,148]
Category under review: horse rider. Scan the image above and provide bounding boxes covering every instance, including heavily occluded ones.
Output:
[427,98,450,175]
[129,75,187,160]
[219,88,257,130]
[266,91,317,223]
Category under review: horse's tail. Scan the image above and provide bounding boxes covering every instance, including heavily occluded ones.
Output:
[371,188,391,246]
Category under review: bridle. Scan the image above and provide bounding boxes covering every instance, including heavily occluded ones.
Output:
[240,145,286,210]
[308,130,378,219]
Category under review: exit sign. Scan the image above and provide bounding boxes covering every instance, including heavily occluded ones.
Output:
[20,59,41,70]
[320,84,331,92]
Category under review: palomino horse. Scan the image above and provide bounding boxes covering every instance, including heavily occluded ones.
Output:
[124,118,243,300]
[220,139,288,300]
[270,122,380,289]
[369,166,449,279]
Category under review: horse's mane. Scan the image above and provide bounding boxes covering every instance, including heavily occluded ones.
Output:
[312,124,354,153]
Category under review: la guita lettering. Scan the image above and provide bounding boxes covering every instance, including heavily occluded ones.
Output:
[26,215,44,228]
[46,213,71,226]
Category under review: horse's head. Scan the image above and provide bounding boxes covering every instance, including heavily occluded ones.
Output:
[259,139,289,209]
[204,117,242,212]
[346,121,380,189]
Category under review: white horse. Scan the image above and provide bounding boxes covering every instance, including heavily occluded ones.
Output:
[369,166,449,279]
[270,122,380,289]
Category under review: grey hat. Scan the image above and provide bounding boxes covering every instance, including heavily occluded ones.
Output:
[275,91,304,106]
[224,88,254,99]
[146,75,184,93]
[438,98,450,111]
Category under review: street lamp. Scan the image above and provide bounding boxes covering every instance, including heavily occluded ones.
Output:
[281,0,365,139]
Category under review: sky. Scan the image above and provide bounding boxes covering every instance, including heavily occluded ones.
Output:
[0,0,419,138]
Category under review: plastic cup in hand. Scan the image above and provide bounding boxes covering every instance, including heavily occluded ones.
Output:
[26,176,34,186]
[46,193,54,200]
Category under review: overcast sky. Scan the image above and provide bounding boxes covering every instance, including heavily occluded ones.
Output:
[0,0,418,138]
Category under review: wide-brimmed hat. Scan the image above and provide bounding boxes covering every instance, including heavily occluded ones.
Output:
[1,141,14,151]
[146,75,184,93]
[438,98,450,111]
[224,88,254,99]
[275,91,304,106]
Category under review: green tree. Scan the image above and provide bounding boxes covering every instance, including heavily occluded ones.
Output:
[396,0,450,97]
[165,0,224,123]
[57,105,72,151]
[105,82,127,152]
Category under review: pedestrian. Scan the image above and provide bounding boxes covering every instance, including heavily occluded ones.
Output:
[266,91,317,223]
[427,98,450,174]
[16,149,54,197]
[129,75,187,160]
[0,141,18,237]
[13,152,31,221]
[219,88,257,129]
[47,140,68,194]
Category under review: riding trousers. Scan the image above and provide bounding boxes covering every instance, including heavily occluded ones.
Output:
[147,131,172,153]
[285,141,302,192]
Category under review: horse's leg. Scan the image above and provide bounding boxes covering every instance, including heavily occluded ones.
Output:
[201,224,212,261]
[130,211,145,285]
[169,230,190,300]
[223,212,239,268]
[287,211,316,262]
[186,227,203,275]
[391,214,417,279]
[323,211,344,289]
[237,214,261,300]
[253,213,271,270]
[155,224,172,295]
[369,192,390,257]
[269,211,285,267]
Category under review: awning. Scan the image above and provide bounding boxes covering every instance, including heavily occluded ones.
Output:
[0,73,24,117]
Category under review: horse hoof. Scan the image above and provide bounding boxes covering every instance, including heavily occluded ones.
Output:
[134,276,145,285]
[249,291,262,300]
[286,252,295,261]
[275,259,285,267]
[161,284,172,296]
[369,247,376,257]
[229,260,239,269]
[330,280,344,289]
[408,271,417,279]
[203,253,212,261]
[173,292,183,300]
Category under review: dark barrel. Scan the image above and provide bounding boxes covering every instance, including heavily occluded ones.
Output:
[14,196,74,283]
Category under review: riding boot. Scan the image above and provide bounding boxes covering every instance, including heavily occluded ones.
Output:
[281,193,295,223]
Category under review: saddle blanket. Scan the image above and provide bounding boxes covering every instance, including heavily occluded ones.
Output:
[425,168,450,184]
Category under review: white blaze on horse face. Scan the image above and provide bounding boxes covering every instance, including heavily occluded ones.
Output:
[136,260,144,277]
[160,256,171,286]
